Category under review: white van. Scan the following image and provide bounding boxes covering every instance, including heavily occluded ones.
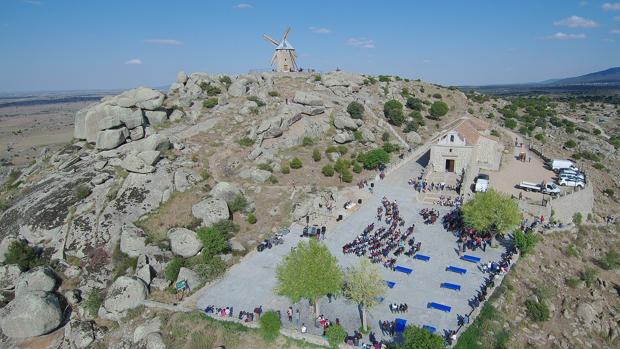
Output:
[548,159,577,172]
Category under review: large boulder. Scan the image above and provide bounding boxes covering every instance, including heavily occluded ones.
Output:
[0,265,22,290]
[122,153,155,174]
[209,182,242,204]
[239,168,271,183]
[293,91,323,106]
[14,266,58,297]
[69,320,95,349]
[405,131,422,145]
[192,198,230,226]
[0,291,63,338]
[334,131,354,144]
[100,276,148,320]
[138,150,161,166]
[334,113,360,130]
[175,267,202,292]
[322,71,365,88]
[111,87,165,110]
[167,228,203,257]
[176,71,188,84]
[74,109,89,140]
[96,128,128,150]
[135,134,171,152]
[96,106,144,131]
[120,224,147,258]
[145,110,168,126]
[173,168,202,192]
[133,317,162,344]
[228,79,249,97]
[169,109,185,122]
[145,332,167,349]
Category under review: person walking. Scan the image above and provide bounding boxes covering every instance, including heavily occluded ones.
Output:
[287,306,293,322]
[295,309,301,328]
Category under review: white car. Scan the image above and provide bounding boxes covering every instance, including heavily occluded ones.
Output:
[475,174,489,192]
[558,177,585,188]
[558,172,585,181]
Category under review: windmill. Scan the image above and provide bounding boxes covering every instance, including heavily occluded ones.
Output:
[263,27,298,72]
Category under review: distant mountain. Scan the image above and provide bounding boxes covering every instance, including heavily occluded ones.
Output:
[546,67,620,86]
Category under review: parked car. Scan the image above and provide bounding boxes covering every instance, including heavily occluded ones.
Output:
[558,172,585,181]
[517,181,561,196]
[474,174,489,192]
[558,177,585,188]
[548,159,578,172]
[558,168,581,177]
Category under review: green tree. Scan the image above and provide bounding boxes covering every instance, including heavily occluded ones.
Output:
[461,189,521,238]
[344,259,387,331]
[384,100,405,126]
[504,118,517,129]
[290,157,303,169]
[4,240,44,271]
[358,149,390,169]
[513,230,539,256]
[326,325,347,348]
[406,97,423,111]
[395,325,444,349]
[275,240,343,316]
[259,311,281,342]
[196,227,229,256]
[347,101,365,119]
[429,101,449,118]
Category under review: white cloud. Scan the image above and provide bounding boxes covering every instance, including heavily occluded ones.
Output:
[125,59,142,65]
[144,39,182,46]
[602,2,620,11]
[545,32,587,40]
[309,27,331,34]
[611,29,620,34]
[233,3,252,9]
[554,15,598,28]
[347,37,375,48]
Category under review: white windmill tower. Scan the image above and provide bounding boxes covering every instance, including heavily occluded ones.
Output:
[263,27,298,72]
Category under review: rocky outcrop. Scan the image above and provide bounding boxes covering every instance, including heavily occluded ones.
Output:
[334,113,361,130]
[0,236,17,263]
[99,276,148,321]
[167,228,203,257]
[175,267,202,291]
[192,197,230,226]
[293,91,323,106]
[239,168,271,183]
[210,182,242,204]
[0,291,63,338]
[145,110,168,126]
[334,131,355,144]
[120,224,147,258]
[109,87,165,111]
[174,168,201,192]
[96,128,128,150]
[122,153,156,174]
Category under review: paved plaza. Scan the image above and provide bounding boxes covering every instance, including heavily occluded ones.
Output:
[196,157,506,340]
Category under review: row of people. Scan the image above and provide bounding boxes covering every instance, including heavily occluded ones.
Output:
[388,303,408,313]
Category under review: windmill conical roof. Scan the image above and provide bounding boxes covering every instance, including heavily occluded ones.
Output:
[276,39,295,50]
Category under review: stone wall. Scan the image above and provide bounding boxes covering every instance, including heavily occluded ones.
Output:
[549,184,594,224]
[429,144,473,173]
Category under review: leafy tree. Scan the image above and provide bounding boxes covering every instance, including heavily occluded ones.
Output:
[4,240,44,271]
[565,140,577,148]
[395,325,444,349]
[196,227,229,256]
[164,256,185,282]
[326,325,347,348]
[404,121,419,133]
[313,148,322,162]
[504,118,517,129]
[382,142,400,154]
[525,298,550,322]
[322,165,335,177]
[229,194,248,213]
[259,311,281,342]
[384,100,405,126]
[513,230,539,256]
[275,240,343,316]
[344,259,387,331]
[290,157,303,169]
[461,189,521,238]
[347,101,365,119]
[358,149,390,169]
[429,101,449,118]
[406,97,423,111]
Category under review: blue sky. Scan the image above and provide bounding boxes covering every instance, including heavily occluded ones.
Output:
[1,0,619,92]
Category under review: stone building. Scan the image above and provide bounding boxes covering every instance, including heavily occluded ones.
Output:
[428,117,503,173]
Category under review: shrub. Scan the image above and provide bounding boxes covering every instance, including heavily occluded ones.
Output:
[164,256,185,282]
[565,244,579,257]
[203,98,218,109]
[247,96,266,107]
[429,101,449,118]
[290,157,303,169]
[600,251,620,270]
[358,149,390,169]
[352,162,362,174]
[535,133,545,141]
[219,75,232,87]
[404,121,418,133]
[194,255,227,281]
[322,165,335,177]
[229,194,248,213]
[199,82,221,96]
[353,130,363,141]
[268,175,278,184]
[340,168,353,183]
[281,164,290,174]
[196,227,229,256]
[257,163,273,172]
[378,75,390,82]
[564,140,577,148]
[74,184,92,200]
[593,128,601,135]
[513,230,539,256]
[382,132,390,142]
[83,289,104,318]
[504,118,517,129]
[397,325,444,349]
[566,277,582,288]
[259,311,281,342]
[326,325,347,348]
[432,93,442,99]
[525,298,550,322]
[302,137,314,146]
[580,268,597,287]
[491,129,501,137]
[312,148,322,162]
[572,212,582,225]
[384,100,405,126]
[336,145,348,154]
[382,142,400,154]
[406,97,423,111]
[347,101,365,119]
[237,137,254,147]
[268,91,280,97]
[313,75,322,82]
[247,213,257,224]
[4,240,44,271]
[603,188,614,197]
[112,243,138,278]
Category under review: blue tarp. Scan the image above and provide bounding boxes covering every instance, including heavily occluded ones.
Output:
[385,281,396,288]
[441,282,462,291]
[395,318,407,332]
[394,265,413,274]
[446,266,467,274]
[423,325,437,334]
[428,302,452,312]
[414,254,431,261]
[462,255,481,263]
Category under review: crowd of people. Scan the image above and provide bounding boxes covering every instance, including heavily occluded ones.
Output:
[434,194,464,207]
[420,207,440,224]
[342,198,419,269]
[388,303,408,313]
[408,178,458,193]
[379,320,396,337]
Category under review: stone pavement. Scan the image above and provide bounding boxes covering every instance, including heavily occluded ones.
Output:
[195,156,506,341]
